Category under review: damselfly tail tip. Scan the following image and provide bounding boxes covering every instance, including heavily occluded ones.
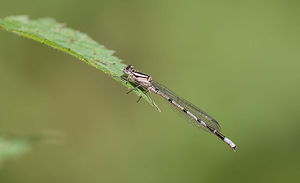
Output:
[224,137,237,152]
[232,145,237,152]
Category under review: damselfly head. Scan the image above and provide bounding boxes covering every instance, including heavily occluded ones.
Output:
[124,65,134,75]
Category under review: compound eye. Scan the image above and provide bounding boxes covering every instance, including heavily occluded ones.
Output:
[128,65,133,70]
[124,65,134,74]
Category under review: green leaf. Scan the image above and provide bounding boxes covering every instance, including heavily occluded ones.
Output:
[0,15,159,111]
[0,135,36,165]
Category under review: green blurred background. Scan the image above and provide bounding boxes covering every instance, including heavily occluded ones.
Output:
[1,0,299,183]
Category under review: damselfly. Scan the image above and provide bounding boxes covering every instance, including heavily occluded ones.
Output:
[122,65,237,152]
